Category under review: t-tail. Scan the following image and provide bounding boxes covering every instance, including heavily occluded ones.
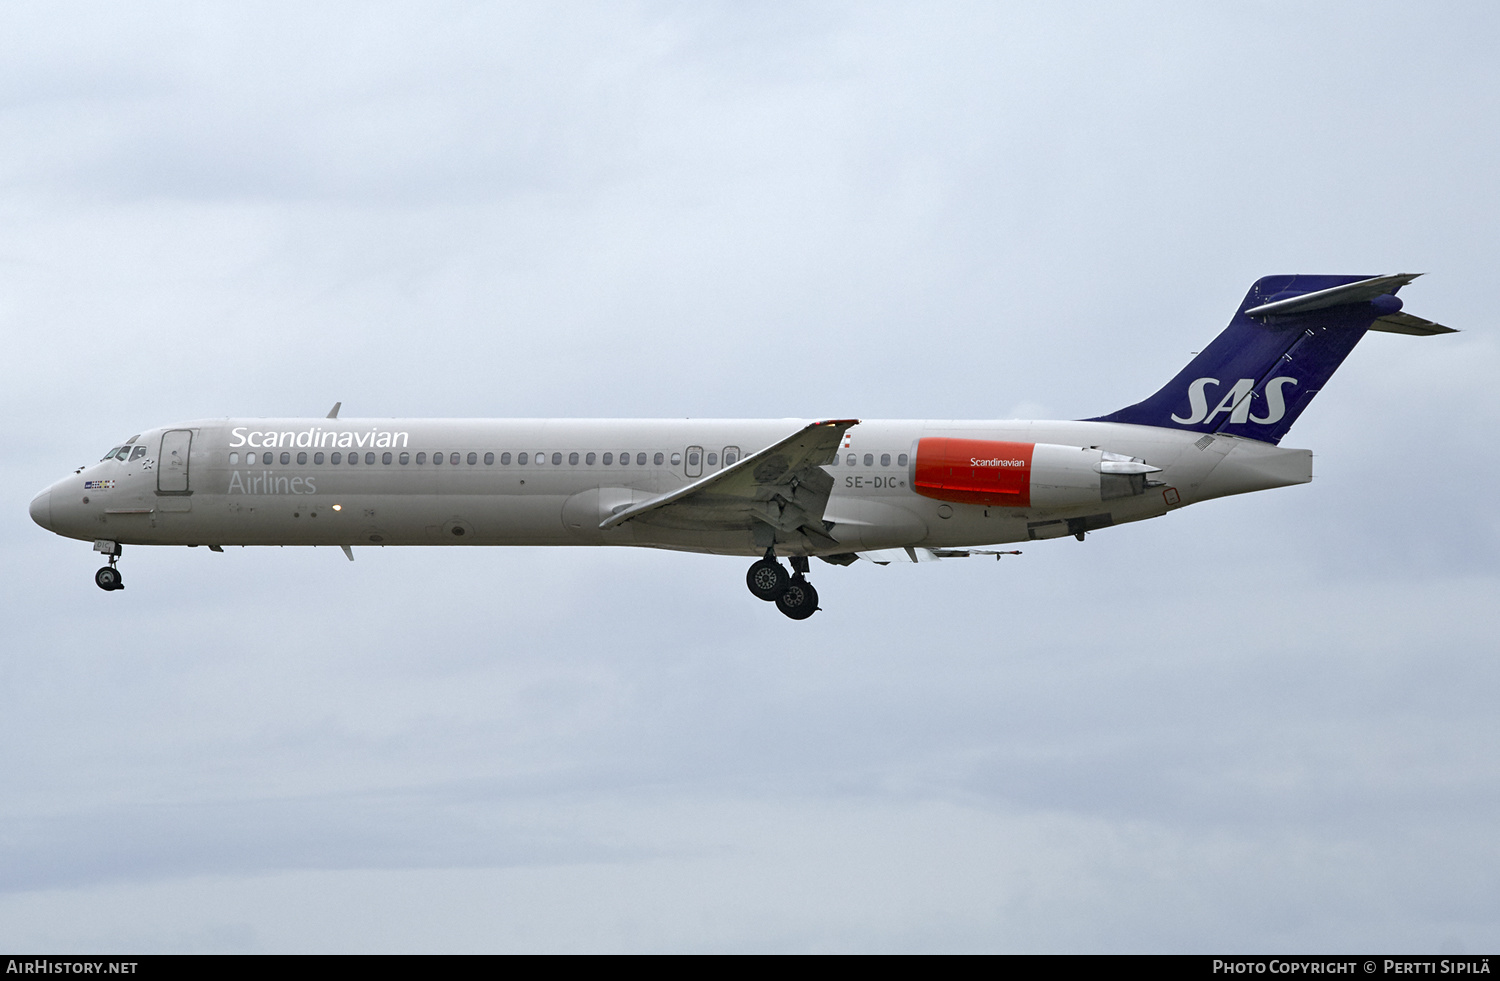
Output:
[1087,274,1455,444]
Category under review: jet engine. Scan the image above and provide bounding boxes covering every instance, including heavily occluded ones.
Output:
[912,437,1160,509]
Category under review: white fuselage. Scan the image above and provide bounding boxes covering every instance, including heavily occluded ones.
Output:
[31,417,1313,556]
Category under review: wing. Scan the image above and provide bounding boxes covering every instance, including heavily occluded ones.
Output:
[600,419,859,550]
[856,546,1023,565]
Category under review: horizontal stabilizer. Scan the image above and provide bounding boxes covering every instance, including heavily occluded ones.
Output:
[1369,311,1457,336]
[1243,273,1422,316]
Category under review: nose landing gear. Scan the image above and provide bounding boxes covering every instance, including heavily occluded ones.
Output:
[745,551,821,620]
[93,540,123,591]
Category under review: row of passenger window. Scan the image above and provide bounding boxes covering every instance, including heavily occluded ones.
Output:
[847,453,907,467]
[227,448,909,468]
[228,449,741,467]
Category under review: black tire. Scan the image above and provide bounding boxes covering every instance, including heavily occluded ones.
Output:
[775,578,819,620]
[746,558,789,601]
[95,566,121,591]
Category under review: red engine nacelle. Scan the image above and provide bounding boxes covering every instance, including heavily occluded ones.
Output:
[913,437,1036,506]
[913,437,1156,509]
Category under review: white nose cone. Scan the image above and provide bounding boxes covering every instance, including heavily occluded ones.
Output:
[29,489,52,531]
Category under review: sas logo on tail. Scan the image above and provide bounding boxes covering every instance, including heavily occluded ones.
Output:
[1172,376,1298,426]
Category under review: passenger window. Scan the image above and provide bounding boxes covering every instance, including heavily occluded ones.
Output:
[636,452,647,466]
[723,447,740,466]
[383,452,393,464]
[585,452,595,465]
[364,452,375,464]
[653,452,664,465]
[433,452,443,465]
[846,454,856,466]
[603,452,613,465]
[315,452,325,464]
[517,452,528,465]
[331,452,341,464]
[467,452,477,465]
[281,452,292,465]
[416,452,426,464]
[484,452,494,465]
[881,453,891,467]
[670,452,682,466]
[347,453,357,465]
[707,452,718,467]
[501,452,511,465]
[229,452,239,465]
[568,452,579,465]
[536,452,546,464]
[130,446,147,461]
[297,451,308,465]
[898,453,908,466]
[450,453,460,465]
[863,453,873,466]
[400,452,410,464]
[552,452,563,465]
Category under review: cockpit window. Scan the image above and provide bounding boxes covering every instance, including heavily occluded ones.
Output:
[101,446,123,461]
[129,446,147,462]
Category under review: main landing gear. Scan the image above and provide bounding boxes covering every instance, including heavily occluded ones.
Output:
[745,551,819,620]
[94,541,123,591]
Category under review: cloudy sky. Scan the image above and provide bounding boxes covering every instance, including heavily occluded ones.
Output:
[3,1,1498,953]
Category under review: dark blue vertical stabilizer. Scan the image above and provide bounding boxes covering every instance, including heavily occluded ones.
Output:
[1087,274,1417,445]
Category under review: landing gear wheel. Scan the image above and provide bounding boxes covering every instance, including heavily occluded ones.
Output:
[775,577,819,620]
[95,566,122,591]
[746,558,789,601]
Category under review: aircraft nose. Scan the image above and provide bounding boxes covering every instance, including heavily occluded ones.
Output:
[29,488,53,532]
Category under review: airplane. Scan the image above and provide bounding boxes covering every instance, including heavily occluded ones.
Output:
[28,273,1454,619]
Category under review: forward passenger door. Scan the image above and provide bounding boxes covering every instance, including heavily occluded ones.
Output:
[158,430,193,494]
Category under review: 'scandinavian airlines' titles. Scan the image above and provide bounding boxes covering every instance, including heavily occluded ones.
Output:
[229,427,410,449]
